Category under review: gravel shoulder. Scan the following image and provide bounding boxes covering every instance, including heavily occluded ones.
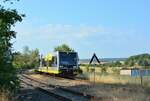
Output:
[17,82,61,101]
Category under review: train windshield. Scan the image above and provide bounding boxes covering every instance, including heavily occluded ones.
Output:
[59,52,78,66]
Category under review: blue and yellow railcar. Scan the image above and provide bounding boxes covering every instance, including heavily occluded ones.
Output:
[37,51,79,76]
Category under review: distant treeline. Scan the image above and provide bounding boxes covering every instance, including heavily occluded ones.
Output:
[13,44,74,69]
[80,53,150,68]
[80,58,127,63]
[13,46,150,69]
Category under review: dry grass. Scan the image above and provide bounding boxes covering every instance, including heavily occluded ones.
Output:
[80,66,120,74]
[88,74,138,84]
[80,66,150,87]
[79,67,150,100]
[0,92,9,101]
[86,84,150,101]
[0,89,14,101]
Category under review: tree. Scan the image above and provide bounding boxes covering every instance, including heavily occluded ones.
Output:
[13,47,40,69]
[113,61,122,67]
[125,53,150,67]
[0,0,24,91]
[54,44,74,52]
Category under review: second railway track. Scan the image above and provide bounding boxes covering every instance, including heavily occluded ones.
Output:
[19,74,97,101]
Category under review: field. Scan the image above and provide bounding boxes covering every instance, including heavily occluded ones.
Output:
[79,66,150,87]
[76,66,150,100]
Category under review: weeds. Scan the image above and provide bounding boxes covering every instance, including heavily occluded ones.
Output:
[0,89,15,101]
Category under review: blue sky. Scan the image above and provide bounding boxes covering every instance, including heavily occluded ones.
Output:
[2,0,150,58]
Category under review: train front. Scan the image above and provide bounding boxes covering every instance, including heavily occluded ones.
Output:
[58,52,79,76]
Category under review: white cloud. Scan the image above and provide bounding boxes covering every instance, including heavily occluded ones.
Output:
[14,23,140,40]
[35,24,117,39]
[14,23,139,49]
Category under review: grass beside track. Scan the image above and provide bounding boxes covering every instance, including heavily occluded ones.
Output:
[0,90,15,101]
[79,66,150,87]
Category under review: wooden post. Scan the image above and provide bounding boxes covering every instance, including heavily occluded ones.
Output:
[94,68,95,86]
[93,64,96,87]
[140,69,143,86]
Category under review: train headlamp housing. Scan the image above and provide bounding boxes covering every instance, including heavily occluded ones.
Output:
[73,66,77,69]
[59,66,63,68]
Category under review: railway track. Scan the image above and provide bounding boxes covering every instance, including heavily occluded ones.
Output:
[18,81,62,101]
[19,74,97,101]
[19,77,71,101]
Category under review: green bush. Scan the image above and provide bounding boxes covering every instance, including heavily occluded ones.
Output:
[76,68,83,74]
[112,68,120,74]
[101,67,107,74]
[13,47,39,69]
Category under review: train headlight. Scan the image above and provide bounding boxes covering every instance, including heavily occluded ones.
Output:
[73,66,77,69]
[59,66,63,68]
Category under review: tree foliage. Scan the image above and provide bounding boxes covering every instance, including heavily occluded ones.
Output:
[110,61,122,67]
[13,46,40,69]
[101,61,123,67]
[125,53,150,67]
[0,0,24,91]
[54,44,74,52]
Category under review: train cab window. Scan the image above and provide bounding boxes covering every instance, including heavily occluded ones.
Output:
[42,59,52,67]
[41,56,57,67]
[54,56,57,65]
[51,56,57,67]
[42,59,47,67]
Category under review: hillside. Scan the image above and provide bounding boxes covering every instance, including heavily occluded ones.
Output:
[125,53,150,67]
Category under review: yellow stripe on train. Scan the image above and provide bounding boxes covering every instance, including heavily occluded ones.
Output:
[37,69,61,74]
